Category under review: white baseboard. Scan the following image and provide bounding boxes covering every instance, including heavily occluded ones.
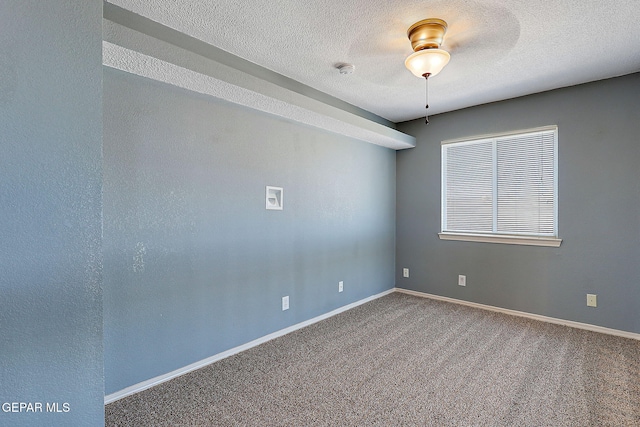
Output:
[106,286,638,404]
[395,287,640,341]
[104,288,395,404]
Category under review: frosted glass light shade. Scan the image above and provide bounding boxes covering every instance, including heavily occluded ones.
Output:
[405,49,450,78]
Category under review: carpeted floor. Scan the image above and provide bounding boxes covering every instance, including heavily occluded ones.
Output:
[105,292,640,426]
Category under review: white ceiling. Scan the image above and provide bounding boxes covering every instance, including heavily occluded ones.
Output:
[108,0,640,123]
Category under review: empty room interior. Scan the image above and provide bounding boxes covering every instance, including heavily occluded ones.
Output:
[2,0,640,426]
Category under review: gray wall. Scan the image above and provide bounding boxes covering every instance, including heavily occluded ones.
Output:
[396,73,640,334]
[103,69,396,394]
[0,1,104,426]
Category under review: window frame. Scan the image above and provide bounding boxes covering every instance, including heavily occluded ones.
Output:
[439,126,562,247]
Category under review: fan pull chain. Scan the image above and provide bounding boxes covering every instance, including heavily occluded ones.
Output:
[424,73,431,125]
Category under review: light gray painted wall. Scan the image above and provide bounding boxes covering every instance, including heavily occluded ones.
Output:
[103,69,396,394]
[0,1,103,426]
[396,73,640,334]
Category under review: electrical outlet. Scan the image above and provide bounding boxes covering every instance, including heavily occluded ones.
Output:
[403,268,409,278]
[282,296,289,311]
[458,275,466,286]
[338,281,343,292]
[587,294,597,307]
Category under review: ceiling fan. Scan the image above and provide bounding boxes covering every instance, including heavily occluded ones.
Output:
[404,18,451,124]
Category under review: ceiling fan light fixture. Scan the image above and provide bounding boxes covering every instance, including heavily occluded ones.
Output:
[405,49,450,78]
[404,18,451,124]
[405,18,450,78]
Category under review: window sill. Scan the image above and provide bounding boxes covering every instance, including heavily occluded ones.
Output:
[438,232,562,247]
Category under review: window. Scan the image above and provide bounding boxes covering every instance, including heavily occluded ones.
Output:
[440,126,561,247]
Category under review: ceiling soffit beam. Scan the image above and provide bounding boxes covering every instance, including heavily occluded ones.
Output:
[102,2,415,150]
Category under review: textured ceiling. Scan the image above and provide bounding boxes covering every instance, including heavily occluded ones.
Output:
[108,0,640,123]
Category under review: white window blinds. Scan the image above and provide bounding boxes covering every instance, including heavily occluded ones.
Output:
[442,127,558,238]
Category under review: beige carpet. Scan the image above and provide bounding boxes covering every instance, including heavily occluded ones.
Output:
[106,292,640,426]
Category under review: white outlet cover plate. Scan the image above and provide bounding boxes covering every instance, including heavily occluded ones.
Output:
[338,281,343,292]
[266,186,283,210]
[282,295,289,310]
[403,268,409,278]
[587,294,597,307]
[458,275,466,286]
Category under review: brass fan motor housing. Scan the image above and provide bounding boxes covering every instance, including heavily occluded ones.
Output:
[407,18,448,51]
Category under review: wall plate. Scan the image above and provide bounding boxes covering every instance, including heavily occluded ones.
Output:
[266,186,283,210]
